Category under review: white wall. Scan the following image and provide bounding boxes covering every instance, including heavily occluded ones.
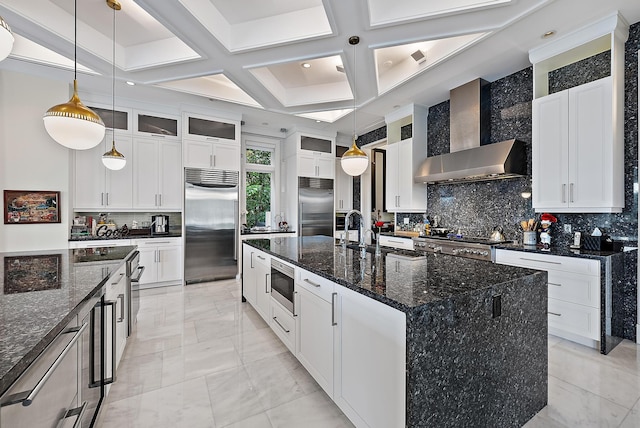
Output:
[0,70,72,252]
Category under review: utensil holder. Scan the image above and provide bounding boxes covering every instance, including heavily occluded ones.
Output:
[523,231,537,246]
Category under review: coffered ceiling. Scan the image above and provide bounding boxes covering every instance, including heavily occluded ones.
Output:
[1,0,640,140]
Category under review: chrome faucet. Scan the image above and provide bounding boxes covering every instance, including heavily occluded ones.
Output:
[343,209,366,252]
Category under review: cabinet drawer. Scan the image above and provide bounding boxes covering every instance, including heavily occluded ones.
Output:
[548,298,600,341]
[131,237,182,247]
[495,249,600,275]
[297,268,334,302]
[379,235,414,250]
[547,270,600,308]
[271,301,296,353]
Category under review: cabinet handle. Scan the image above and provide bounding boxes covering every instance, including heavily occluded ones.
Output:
[303,278,320,287]
[157,249,161,263]
[150,134,166,138]
[153,241,171,244]
[331,292,337,326]
[101,192,104,206]
[251,252,254,269]
[518,257,561,265]
[272,316,290,333]
[213,155,216,167]
[257,255,265,260]
[548,311,562,317]
[570,183,574,203]
[117,294,125,323]
[111,272,125,285]
[103,300,117,385]
[549,282,562,287]
[562,184,566,203]
[206,137,219,142]
[4,323,88,407]
[158,194,162,206]
[106,193,109,206]
[210,154,213,167]
[155,194,158,206]
[60,401,87,427]
[265,273,270,293]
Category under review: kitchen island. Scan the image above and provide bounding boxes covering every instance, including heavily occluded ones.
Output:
[0,246,135,397]
[243,235,548,428]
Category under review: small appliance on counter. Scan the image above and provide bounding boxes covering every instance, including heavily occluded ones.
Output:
[151,215,169,235]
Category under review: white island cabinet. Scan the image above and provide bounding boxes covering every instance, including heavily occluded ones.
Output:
[241,244,271,322]
[242,244,406,428]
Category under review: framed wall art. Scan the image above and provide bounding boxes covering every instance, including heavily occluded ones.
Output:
[4,190,60,224]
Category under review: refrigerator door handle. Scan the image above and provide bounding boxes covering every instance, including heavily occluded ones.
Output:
[234,200,239,261]
[298,203,303,237]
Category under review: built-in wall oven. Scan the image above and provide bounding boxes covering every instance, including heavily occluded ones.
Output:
[270,259,295,313]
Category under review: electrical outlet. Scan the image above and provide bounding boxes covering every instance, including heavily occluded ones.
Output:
[404,217,409,225]
[564,224,572,233]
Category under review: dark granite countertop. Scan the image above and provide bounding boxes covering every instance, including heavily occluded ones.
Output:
[495,243,636,260]
[0,246,136,396]
[243,236,542,313]
[240,230,296,235]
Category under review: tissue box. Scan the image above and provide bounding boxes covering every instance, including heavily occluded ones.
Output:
[582,235,608,251]
[582,236,622,251]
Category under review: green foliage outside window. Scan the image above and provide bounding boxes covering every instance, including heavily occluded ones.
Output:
[246,171,271,227]
[246,148,271,165]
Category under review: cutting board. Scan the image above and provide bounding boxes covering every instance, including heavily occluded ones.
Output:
[393,231,420,238]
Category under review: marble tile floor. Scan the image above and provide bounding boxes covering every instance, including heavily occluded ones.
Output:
[96,279,640,428]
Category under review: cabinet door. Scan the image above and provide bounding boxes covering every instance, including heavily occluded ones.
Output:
[316,156,334,179]
[104,135,133,209]
[242,246,257,305]
[298,154,317,178]
[333,285,406,428]
[133,138,160,209]
[569,77,613,209]
[184,140,213,168]
[334,160,353,212]
[157,245,182,283]
[136,246,157,284]
[159,141,182,209]
[213,143,241,171]
[296,286,334,396]
[397,139,413,209]
[385,143,400,210]
[74,140,106,209]
[532,91,569,210]
[254,255,271,322]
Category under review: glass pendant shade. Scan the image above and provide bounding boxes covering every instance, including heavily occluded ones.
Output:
[0,16,14,61]
[341,139,368,176]
[44,80,106,150]
[102,140,126,170]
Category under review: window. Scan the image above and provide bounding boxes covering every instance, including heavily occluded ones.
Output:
[244,143,276,228]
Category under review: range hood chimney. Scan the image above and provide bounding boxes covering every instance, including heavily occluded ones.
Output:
[414,79,527,184]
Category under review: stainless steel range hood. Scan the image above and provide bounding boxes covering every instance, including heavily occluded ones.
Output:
[414,79,527,184]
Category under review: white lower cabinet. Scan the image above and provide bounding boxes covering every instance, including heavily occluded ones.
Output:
[105,264,127,371]
[378,234,414,250]
[495,249,601,346]
[333,284,406,428]
[270,300,296,353]
[242,244,271,322]
[132,238,183,286]
[295,270,336,396]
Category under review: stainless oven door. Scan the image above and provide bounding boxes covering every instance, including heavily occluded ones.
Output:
[270,259,295,313]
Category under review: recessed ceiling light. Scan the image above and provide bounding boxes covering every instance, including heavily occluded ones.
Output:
[411,50,426,64]
[262,122,269,126]
[383,60,393,68]
[126,81,135,86]
[542,30,556,39]
[301,62,311,68]
[316,120,321,123]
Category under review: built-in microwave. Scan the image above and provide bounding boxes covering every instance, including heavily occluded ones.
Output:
[335,213,355,230]
[270,259,294,313]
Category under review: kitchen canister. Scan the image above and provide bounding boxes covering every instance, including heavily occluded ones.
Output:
[523,231,537,246]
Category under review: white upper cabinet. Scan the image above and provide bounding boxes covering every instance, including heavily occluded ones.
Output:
[296,134,335,179]
[384,105,427,212]
[183,112,241,170]
[335,159,353,212]
[74,130,133,210]
[87,104,132,136]
[529,13,627,213]
[133,111,180,140]
[533,78,622,212]
[133,137,182,210]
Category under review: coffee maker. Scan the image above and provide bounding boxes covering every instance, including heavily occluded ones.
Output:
[151,215,169,235]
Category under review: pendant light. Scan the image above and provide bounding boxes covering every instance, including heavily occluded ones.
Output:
[0,15,14,62]
[43,0,105,150]
[341,36,368,177]
[102,0,125,170]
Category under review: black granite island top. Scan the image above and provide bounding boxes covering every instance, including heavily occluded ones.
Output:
[244,236,549,427]
[0,246,136,396]
[244,235,544,312]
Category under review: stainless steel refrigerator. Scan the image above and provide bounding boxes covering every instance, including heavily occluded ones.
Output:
[184,168,239,284]
[298,177,334,237]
